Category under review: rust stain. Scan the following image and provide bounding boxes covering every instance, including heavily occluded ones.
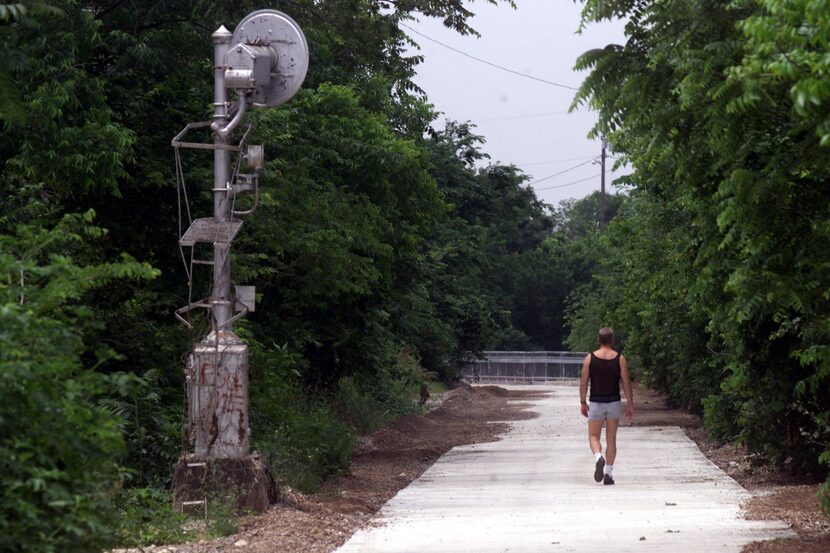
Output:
[208,411,219,452]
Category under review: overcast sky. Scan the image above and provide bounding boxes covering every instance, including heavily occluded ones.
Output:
[403,0,627,208]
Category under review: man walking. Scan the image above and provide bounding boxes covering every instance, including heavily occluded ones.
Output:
[579,327,634,485]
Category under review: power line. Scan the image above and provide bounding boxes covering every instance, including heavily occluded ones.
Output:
[476,110,580,123]
[400,22,579,91]
[525,158,598,186]
[532,173,602,191]
[516,155,597,167]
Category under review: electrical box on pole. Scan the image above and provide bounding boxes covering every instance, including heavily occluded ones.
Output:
[170,10,308,514]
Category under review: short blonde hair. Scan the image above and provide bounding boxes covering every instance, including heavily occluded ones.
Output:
[598,327,615,346]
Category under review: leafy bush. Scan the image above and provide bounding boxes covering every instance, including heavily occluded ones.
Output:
[820,471,830,516]
[701,393,740,444]
[256,397,354,492]
[113,486,240,547]
[0,305,125,553]
[113,487,190,547]
[249,345,354,492]
[337,348,426,431]
[0,214,156,552]
[248,344,430,492]
[204,496,240,538]
[337,376,389,433]
[102,370,185,489]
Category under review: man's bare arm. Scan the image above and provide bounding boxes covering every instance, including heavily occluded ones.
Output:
[579,355,590,417]
[620,355,634,418]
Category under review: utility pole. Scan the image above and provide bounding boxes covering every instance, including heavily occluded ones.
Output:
[599,135,607,228]
[170,9,308,514]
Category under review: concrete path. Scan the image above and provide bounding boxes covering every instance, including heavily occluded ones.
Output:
[336,384,790,553]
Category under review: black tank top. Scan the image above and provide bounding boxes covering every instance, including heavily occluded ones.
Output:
[589,352,621,403]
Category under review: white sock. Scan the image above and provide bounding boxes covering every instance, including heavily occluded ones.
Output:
[594,452,604,462]
[605,464,614,476]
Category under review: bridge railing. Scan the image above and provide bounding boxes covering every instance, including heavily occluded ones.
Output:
[461,351,587,383]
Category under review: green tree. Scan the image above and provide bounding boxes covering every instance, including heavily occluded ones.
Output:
[0,213,156,552]
[2,0,558,544]
[573,0,830,510]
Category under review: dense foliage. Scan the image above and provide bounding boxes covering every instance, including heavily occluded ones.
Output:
[6,0,830,547]
[0,0,579,549]
[0,214,156,552]
[570,0,830,512]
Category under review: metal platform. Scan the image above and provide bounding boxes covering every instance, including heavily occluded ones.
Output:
[179,218,243,246]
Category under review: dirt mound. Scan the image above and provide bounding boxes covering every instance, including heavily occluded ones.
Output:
[620,383,700,428]
[440,385,477,402]
[355,387,542,461]
[473,385,512,397]
[385,412,441,435]
[354,413,446,456]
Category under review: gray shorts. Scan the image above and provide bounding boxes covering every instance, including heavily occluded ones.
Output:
[589,401,622,421]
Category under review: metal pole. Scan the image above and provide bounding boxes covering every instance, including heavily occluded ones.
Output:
[599,136,607,228]
[187,25,250,461]
[212,26,233,332]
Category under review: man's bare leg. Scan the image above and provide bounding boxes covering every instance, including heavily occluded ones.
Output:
[589,419,605,482]
[605,418,619,465]
[603,418,619,484]
[588,419,604,455]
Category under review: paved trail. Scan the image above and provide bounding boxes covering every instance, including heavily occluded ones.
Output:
[336,384,790,553]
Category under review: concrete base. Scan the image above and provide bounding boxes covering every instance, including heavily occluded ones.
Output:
[186,331,250,459]
[172,454,274,515]
[337,385,791,553]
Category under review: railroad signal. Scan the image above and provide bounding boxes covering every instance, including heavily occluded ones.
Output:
[170,10,309,513]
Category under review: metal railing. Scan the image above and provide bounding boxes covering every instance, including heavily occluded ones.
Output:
[462,351,587,383]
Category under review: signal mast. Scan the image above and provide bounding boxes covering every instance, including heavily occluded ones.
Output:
[170,10,309,512]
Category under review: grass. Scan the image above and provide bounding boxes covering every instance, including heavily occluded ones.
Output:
[426,381,449,395]
[113,487,240,548]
